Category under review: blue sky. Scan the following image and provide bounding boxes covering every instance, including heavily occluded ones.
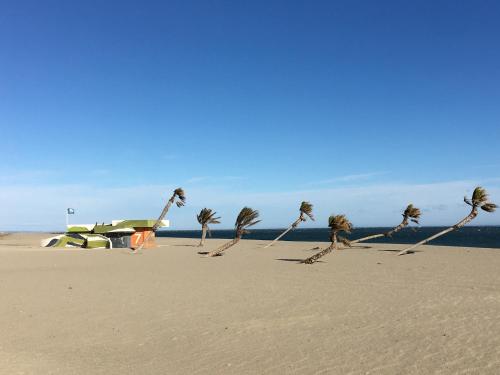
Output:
[1,0,499,230]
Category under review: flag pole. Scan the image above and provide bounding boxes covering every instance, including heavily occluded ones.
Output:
[66,208,74,228]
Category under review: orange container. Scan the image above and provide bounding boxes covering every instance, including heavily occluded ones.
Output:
[130,229,157,249]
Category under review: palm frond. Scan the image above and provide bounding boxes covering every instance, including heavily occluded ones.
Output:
[328,214,353,234]
[481,203,497,212]
[469,187,496,212]
[173,188,186,207]
[403,204,421,221]
[299,201,315,221]
[197,208,221,225]
[471,186,488,206]
[235,207,261,234]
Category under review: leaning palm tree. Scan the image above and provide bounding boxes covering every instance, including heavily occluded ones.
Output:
[398,187,497,256]
[196,208,221,247]
[206,207,260,257]
[134,188,186,251]
[302,214,353,264]
[350,204,421,245]
[264,201,314,248]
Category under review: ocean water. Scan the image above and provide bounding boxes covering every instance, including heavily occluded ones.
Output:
[157,226,500,249]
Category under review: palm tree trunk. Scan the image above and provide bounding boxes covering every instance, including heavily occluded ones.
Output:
[350,233,385,244]
[398,208,478,256]
[385,220,408,237]
[264,218,301,248]
[206,237,240,257]
[351,219,408,245]
[134,194,174,251]
[199,225,207,247]
[302,234,337,264]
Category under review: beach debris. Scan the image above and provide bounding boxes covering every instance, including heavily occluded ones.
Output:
[206,207,260,257]
[398,186,497,255]
[350,204,421,245]
[196,208,221,247]
[264,201,314,248]
[40,220,169,249]
[302,214,353,264]
[135,188,186,252]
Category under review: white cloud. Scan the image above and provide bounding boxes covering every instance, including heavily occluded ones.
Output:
[0,169,58,184]
[0,179,498,231]
[186,176,209,183]
[307,171,388,185]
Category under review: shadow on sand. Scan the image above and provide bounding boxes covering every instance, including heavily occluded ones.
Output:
[377,249,421,253]
[197,251,223,256]
[275,258,327,263]
[302,245,371,252]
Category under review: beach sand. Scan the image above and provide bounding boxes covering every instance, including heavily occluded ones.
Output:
[1,232,500,374]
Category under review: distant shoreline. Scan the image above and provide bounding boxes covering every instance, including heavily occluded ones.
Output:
[157,226,500,249]
[4,225,498,233]
[158,225,500,231]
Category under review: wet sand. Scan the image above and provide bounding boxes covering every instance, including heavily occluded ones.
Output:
[1,232,500,374]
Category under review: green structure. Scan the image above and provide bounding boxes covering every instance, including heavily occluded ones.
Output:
[41,219,169,249]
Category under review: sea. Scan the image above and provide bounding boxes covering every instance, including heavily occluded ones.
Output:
[157,226,500,249]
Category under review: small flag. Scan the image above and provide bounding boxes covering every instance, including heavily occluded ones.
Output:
[67,208,75,215]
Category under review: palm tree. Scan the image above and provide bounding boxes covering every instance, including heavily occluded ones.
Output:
[196,208,221,247]
[134,188,186,251]
[206,207,260,257]
[264,201,314,248]
[398,187,497,256]
[350,204,421,245]
[302,214,353,264]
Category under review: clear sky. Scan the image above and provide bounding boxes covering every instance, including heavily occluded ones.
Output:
[1,0,499,231]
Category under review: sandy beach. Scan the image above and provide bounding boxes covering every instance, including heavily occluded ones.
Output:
[1,232,500,374]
